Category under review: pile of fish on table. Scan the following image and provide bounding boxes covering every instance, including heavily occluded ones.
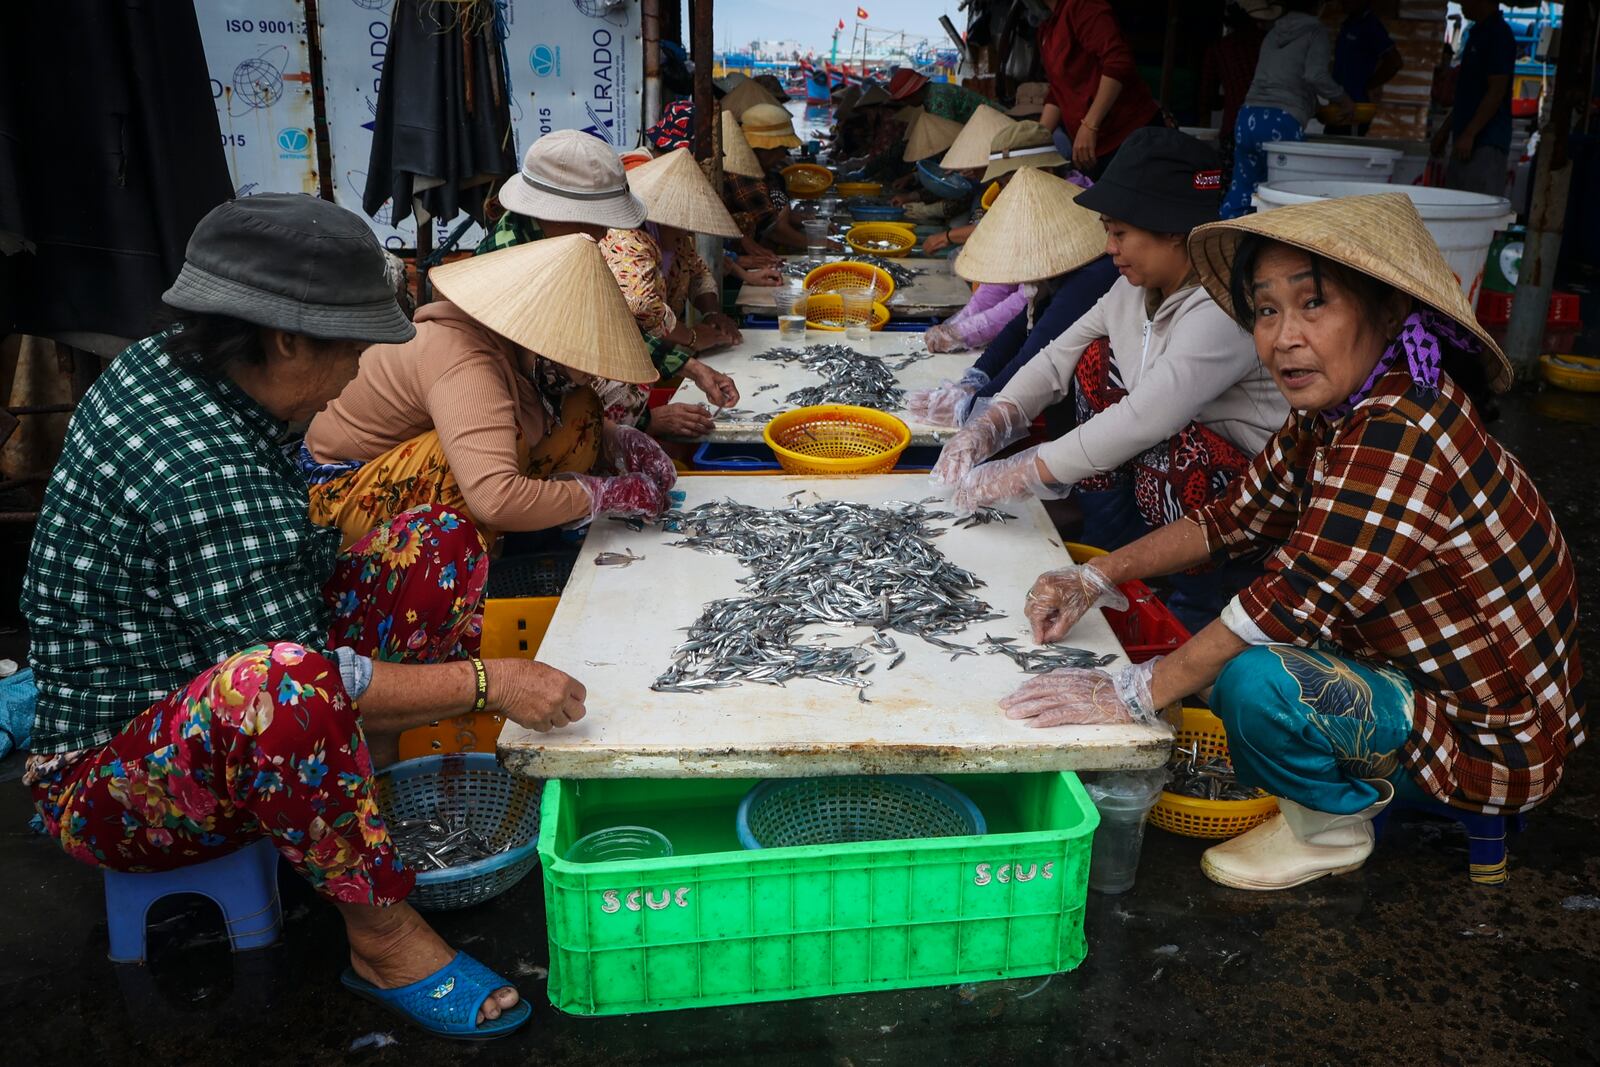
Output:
[651,497,1104,701]
[783,254,917,289]
[749,342,931,410]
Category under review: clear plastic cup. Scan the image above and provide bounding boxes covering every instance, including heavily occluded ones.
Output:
[778,314,808,340]
[773,283,807,318]
[841,291,873,342]
[802,218,830,258]
[1083,769,1167,894]
[564,825,674,863]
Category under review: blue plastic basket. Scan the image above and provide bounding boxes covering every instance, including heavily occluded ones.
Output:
[737,775,987,850]
[693,441,940,472]
[375,753,543,910]
[917,160,975,200]
[846,199,906,222]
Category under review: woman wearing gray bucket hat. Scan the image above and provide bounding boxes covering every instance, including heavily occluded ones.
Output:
[23,194,578,1040]
[933,128,1287,632]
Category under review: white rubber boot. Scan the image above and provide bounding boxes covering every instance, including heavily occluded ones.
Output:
[1201,780,1394,891]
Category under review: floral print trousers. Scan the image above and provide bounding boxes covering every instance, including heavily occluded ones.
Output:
[29,505,487,906]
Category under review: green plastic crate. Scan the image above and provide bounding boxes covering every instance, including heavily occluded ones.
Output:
[536,772,1099,1015]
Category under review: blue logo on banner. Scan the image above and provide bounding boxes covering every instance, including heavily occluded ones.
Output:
[276,128,310,155]
[530,44,559,77]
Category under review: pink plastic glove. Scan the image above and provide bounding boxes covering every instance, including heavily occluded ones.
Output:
[1023,562,1129,644]
[565,472,669,523]
[604,422,678,493]
[923,323,968,353]
[999,658,1164,729]
[929,398,1032,491]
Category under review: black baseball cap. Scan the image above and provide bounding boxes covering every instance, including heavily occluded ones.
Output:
[163,193,415,344]
[1075,127,1224,235]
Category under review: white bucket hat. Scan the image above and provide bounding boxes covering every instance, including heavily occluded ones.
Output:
[497,130,647,229]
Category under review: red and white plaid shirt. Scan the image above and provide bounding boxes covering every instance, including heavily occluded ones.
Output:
[1191,367,1586,814]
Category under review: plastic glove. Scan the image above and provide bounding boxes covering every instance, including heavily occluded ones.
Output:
[999,658,1164,729]
[1023,562,1129,645]
[604,422,678,493]
[564,472,669,523]
[923,323,967,354]
[951,444,1075,515]
[928,398,1031,491]
[908,367,988,427]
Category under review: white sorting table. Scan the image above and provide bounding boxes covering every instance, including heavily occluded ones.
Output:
[672,329,972,447]
[735,257,974,319]
[498,475,1172,780]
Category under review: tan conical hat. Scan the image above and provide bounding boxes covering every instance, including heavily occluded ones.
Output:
[627,147,741,237]
[954,168,1105,284]
[721,109,762,178]
[1189,193,1512,394]
[939,105,1017,171]
[902,112,964,163]
[722,79,779,120]
[894,103,925,125]
[429,233,657,385]
[741,103,802,149]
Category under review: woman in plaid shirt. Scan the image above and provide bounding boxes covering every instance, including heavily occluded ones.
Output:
[1003,194,1584,890]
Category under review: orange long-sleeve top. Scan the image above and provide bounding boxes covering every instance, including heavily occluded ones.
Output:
[304,301,591,531]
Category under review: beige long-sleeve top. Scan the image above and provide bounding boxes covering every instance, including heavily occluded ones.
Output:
[996,276,1288,487]
[304,301,590,531]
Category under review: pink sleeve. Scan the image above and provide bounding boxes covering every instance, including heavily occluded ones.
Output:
[950,284,1029,347]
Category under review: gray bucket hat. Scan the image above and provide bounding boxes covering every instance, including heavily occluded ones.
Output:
[163,193,415,343]
[497,130,648,229]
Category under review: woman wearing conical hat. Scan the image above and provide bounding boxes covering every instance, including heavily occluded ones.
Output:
[302,234,678,548]
[725,103,813,254]
[935,128,1287,632]
[1003,193,1583,892]
[597,147,747,437]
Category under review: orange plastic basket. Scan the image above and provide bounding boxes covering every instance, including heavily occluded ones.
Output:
[1149,707,1279,839]
[781,163,835,198]
[980,181,1001,211]
[763,405,911,474]
[804,293,890,332]
[845,222,917,257]
[803,261,895,301]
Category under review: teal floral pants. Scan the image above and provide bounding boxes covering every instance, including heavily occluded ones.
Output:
[1211,645,1432,815]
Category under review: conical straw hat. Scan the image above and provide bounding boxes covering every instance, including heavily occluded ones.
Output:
[429,233,657,385]
[903,112,964,163]
[626,147,741,237]
[722,79,778,120]
[894,103,925,125]
[939,105,1017,171]
[721,109,762,178]
[1189,193,1512,394]
[954,168,1105,284]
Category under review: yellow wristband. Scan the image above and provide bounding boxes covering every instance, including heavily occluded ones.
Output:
[469,657,488,714]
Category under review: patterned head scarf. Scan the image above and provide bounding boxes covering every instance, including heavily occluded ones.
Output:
[644,100,695,153]
[1322,308,1483,421]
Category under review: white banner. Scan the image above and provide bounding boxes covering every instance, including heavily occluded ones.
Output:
[194,0,319,199]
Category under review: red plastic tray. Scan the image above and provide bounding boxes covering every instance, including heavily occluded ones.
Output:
[1103,579,1191,664]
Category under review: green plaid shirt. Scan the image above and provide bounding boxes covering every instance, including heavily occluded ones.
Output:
[473,213,694,378]
[23,334,340,753]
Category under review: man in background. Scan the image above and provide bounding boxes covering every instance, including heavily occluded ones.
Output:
[1432,0,1515,196]
[1326,0,1403,136]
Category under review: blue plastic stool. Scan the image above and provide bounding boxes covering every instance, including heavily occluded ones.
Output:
[103,837,283,963]
[1374,799,1526,885]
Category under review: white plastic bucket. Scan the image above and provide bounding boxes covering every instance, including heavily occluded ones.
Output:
[1253,180,1516,306]
[1179,126,1220,144]
[1264,140,1402,184]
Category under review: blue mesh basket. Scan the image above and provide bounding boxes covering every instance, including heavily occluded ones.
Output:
[736,775,986,850]
[917,160,975,200]
[375,753,542,910]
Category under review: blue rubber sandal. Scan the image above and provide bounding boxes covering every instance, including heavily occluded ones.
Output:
[341,952,532,1041]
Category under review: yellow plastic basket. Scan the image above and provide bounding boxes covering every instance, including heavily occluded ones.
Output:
[834,180,882,198]
[1541,354,1600,393]
[781,163,834,198]
[1149,707,1279,839]
[803,261,895,301]
[805,293,890,332]
[845,222,917,257]
[980,181,1001,211]
[763,405,911,474]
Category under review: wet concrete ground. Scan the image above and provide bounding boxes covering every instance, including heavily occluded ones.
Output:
[1,384,1597,1066]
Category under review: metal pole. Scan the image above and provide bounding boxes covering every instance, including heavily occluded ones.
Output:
[642,0,662,128]
[690,0,714,160]
[1503,0,1596,375]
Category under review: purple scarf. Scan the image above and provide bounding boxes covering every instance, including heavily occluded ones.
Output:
[1321,308,1481,421]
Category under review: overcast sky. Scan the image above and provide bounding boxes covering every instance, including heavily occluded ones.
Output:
[696,0,966,55]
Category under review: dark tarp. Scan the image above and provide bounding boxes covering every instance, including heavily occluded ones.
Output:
[364,0,516,229]
[0,0,232,341]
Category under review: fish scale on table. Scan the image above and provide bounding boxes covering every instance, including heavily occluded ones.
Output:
[649,498,1006,697]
